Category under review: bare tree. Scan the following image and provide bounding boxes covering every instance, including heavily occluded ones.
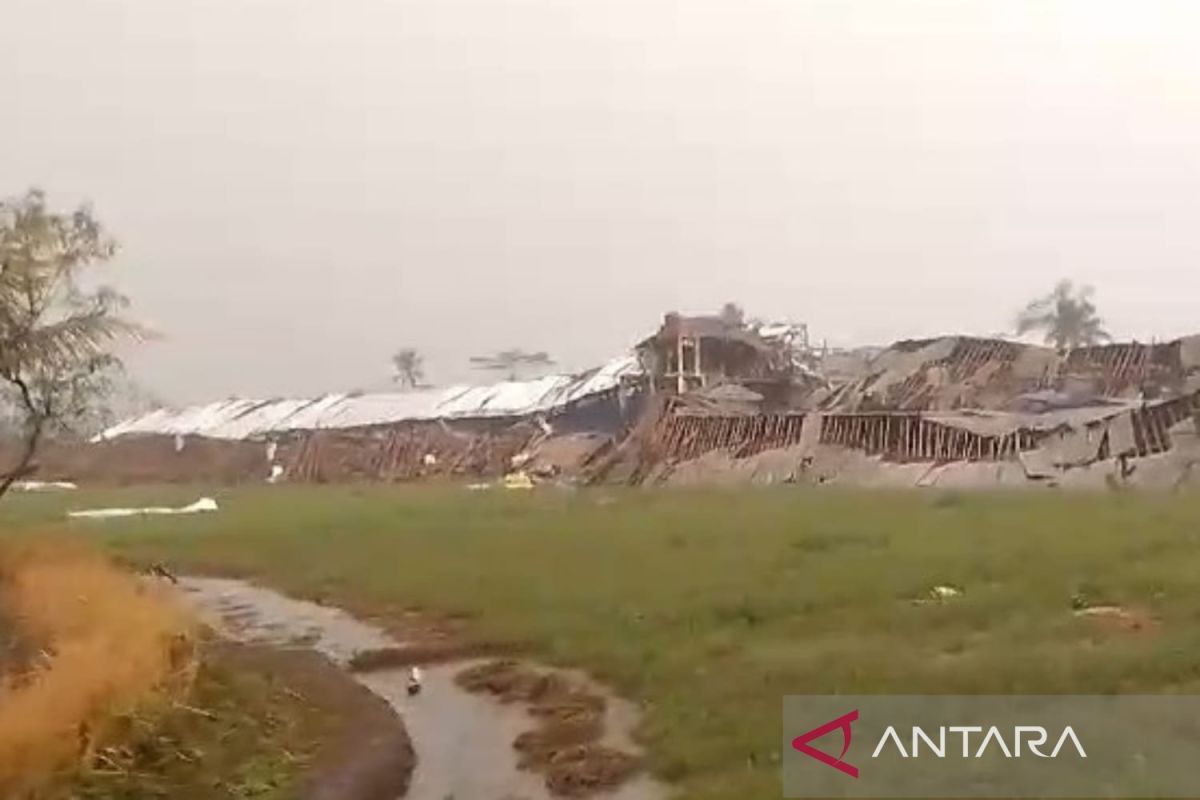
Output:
[0,189,141,498]
[1015,280,1110,351]
[392,347,425,389]
[469,350,555,381]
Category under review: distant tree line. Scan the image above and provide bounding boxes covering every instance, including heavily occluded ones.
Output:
[392,279,1115,392]
[391,347,557,388]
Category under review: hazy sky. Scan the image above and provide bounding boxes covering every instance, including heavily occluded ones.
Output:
[4,0,1199,402]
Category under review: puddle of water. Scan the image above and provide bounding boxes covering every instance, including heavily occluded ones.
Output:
[178,576,665,800]
[180,577,393,664]
[361,662,548,800]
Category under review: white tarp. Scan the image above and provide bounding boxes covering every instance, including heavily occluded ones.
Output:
[68,497,219,519]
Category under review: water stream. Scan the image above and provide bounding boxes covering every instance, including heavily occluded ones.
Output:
[178,576,665,800]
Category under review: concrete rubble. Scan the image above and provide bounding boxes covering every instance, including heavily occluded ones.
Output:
[593,333,1200,490]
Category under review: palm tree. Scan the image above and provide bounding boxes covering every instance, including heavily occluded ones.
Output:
[1015,280,1110,351]
[391,348,425,389]
[469,349,555,381]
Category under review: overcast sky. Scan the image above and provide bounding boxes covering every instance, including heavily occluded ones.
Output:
[4,0,1199,402]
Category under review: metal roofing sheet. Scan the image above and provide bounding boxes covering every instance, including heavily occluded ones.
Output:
[98,355,641,440]
[205,398,317,439]
[313,391,446,429]
[447,375,568,418]
[156,400,257,436]
[546,355,640,408]
[273,395,349,431]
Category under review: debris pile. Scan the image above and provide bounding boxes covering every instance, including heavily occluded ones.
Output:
[281,423,540,483]
[617,391,1200,489]
[605,333,1200,490]
[821,335,1200,412]
[23,321,1200,491]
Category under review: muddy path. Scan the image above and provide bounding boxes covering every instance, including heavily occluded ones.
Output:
[219,644,415,800]
[177,577,666,800]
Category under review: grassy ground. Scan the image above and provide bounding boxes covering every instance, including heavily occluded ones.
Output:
[63,647,327,800]
[6,484,1200,799]
[0,533,332,800]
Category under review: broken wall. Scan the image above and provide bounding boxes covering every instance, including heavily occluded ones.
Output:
[613,390,1200,490]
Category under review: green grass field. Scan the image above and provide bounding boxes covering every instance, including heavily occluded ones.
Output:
[6,485,1200,799]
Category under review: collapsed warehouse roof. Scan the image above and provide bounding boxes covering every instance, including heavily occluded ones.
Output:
[60,327,1200,491]
[600,389,1200,490]
[99,355,641,440]
[820,334,1200,412]
[584,333,1200,490]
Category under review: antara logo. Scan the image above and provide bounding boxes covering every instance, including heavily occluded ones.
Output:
[792,711,1087,778]
[871,725,1087,759]
[792,710,860,778]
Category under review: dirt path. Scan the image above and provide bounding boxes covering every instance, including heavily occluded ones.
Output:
[177,576,666,800]
[220,644,415,800]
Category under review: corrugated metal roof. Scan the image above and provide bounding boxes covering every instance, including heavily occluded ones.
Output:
[98,355,641,441]
[212,398,328,439]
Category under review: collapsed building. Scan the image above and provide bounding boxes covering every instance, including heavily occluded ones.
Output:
[602,334,1200,489]
[634,312,829,411]
[20,320,1200,490]
[16,356,643,485]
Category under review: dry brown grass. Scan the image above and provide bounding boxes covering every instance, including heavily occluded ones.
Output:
[0,537,195,796]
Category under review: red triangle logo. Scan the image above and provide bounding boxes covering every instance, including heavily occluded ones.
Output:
[791,709,859,778]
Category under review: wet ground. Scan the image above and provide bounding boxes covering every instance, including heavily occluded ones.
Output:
[177,576,665,800]
[219,644,415,800]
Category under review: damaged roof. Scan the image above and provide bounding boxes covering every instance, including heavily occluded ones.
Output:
[636,314,776,353]
[823,334,1200,412]
[100,355,641,441]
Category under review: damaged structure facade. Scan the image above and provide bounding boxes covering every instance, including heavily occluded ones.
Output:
[23,319,1200,491]
[600,334,1200,489]
[15,356,643,485]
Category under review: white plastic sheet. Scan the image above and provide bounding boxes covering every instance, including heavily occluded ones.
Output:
[68,497,219,519]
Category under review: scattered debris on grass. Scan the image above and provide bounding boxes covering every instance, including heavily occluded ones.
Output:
[504,471,535,490]
[911,584,964,605]
[68,496,219,519]
[12,480,77,491]
[1073,605,1158,632]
